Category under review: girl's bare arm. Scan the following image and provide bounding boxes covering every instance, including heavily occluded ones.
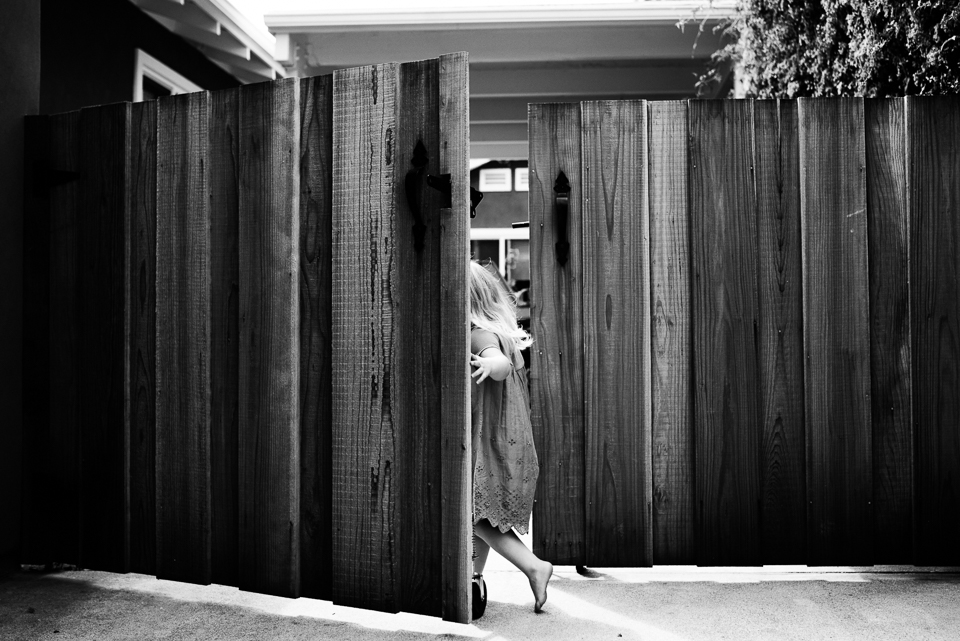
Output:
[470,347,512,383]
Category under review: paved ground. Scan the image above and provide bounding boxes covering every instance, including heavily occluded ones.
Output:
[3,559,958,641]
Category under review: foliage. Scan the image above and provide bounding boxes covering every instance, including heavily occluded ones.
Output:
[688,0,960,98]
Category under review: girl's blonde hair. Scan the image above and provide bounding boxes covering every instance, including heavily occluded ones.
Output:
[469,260,532,355]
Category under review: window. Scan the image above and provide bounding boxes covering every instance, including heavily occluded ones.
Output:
[142,76,173,101]
[514,167,529,192]
[133,49,203,102]
[478,167,512,192]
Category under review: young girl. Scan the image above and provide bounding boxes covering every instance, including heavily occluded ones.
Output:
[469,260,553,617]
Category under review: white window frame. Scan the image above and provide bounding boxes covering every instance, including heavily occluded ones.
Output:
[470,227,530,277]
[133,49,203,102]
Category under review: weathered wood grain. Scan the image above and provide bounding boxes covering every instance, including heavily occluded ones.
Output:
[237,78,301,597]
[395,58,443,616]
[580,100,652,566]
[688,99,761,566]
[209,87,240,587]
[298,75,334,600]
[907,95,960,565]
[21,115,52,565]
[528,102,586,565]
[331,63,401,611]
[437,51,471,624]
[78,103,130,573]
[754,100,806,563]
[48,111,82,565]
[865,98,913,563]
[648,100,695,564]
[156,91,212,584]
[128,100,157,575]
[798,97,873,565]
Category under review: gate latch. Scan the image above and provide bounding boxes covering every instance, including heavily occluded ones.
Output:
[426,174,484,218]
[554,171,570,266]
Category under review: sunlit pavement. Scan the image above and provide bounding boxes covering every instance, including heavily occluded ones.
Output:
[3,530,959,641]
[3,560,959,641]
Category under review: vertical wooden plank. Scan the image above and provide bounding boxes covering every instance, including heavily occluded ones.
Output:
[238,77,301,597]
[438,51,471,624]
[395,58,442,616]
[209,87,240,587]
[128,100,157,575]
[298,75,333,600]
[155,91,211,584]
[754,100,806,563]
[48,111,82,565]
[580,100,652,566]
[865,98,913,563]
[908,95,960,565]
[78,103,130,573]
[529,103,585,566]
[21,115,51,565]
[648,101,696,564]
[799,97,873,565]
[331,63,400,612]
[689,99,761,566]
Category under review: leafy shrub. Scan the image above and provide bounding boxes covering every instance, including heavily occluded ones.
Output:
[690,0,960,97]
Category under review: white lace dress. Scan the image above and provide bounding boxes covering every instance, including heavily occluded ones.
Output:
[470,328,539,534]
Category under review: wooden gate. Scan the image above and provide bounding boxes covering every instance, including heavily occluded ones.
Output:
[21,53,473,622]
[529,97,960,567]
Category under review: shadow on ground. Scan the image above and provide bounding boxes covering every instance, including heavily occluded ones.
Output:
[2,566,959,641]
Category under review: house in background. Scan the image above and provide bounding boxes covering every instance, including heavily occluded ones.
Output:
[40,0,287,115]
[266,0,732,159]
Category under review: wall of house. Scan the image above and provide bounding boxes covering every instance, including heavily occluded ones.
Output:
[41,0,240,115]
[470,161,528,229]
[0,0,40,576]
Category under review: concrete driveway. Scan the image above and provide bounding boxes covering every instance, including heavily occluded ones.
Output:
[2,559,958,640]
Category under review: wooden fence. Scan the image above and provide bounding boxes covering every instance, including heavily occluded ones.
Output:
[21,53,473,622]
[529,96,960,567]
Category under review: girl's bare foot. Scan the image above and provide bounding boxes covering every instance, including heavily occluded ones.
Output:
[530,560,553,612]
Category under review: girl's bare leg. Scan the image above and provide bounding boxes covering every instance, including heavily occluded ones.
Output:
[473,533,490,575]
[474,519,553,612]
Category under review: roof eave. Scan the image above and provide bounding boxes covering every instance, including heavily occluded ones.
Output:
[265,2,735,33]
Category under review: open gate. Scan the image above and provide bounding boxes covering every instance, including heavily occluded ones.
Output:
[21,53,473,622]
[529,97,960,567]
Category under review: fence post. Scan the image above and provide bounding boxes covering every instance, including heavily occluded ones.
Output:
[865,97,912,563]
[21,114,52,566]
[331,62,402,611]
[799,97,873,565]
[438,51,472,623]
[528,102,587,567]
[237,78,302,597]
[907,95,960,565]
[298,74,334,600]
[688,99,762,566]
[753,99,805,564]
[648,100,696,564]
[580,100,652,566]
[47,111,83,567]
[155,91,212,585]
[78,103,131,574]
[128,99,157,576]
